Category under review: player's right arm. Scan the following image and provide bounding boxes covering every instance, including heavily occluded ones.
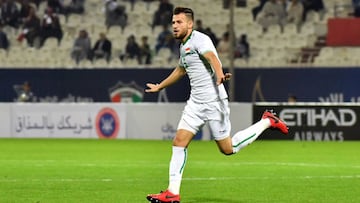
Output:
[145,66,186,93]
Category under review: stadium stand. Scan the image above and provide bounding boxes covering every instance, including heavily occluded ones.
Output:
[0,0,358,68]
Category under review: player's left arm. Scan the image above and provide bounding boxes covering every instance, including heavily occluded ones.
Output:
[145,66,186,93]
[202,51,232,85]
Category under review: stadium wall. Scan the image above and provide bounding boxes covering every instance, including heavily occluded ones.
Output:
[0,103,251,140]
[2,68,360,103]
[1,102,359,141]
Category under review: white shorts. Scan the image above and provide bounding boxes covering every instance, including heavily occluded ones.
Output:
[177,99,231,140]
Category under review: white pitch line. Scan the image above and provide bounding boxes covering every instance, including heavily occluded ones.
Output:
[0,175,359,183]
[0,160,359,170]
[183,175,360,181]
[0,178,113,182]
[191,161,360,169]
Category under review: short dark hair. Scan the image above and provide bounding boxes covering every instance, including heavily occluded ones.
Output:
[173,7,194,21]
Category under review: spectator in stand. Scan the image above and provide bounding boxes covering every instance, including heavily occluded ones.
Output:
[1,0,21,29]
[120,35,141,64]
[71,29,91,64]
[257,0,286,31]
[252,0,268,21]
[279,0,287,9]
[223,0,247,9]
[286,0,303,29]
[155,24,172,53]
[204,27,218,47]
[235,34,250,59]
[29,0,43,9]
[91,32,112,62]
[143,0,154,11]
[0,25,10,50]
[104,0,128,32]
[40,7,63,46]
[353,0,360,17]
[154,25,180,61]
[217,32,230,56]
[167,33,180,61]
[301,0,324,22]
[47,0,65,14]
[19,0,33,23]
[287,94,297,103]
[128,0,135,11]
[151,0,173,29]
[195,19,206,34]
[217,24,236,53]
[139,36,152,65]
[18,6,41,47]
[61,0,85,22]
[225,23,236,41]
[14,81,34,102]
[64,0,85,16]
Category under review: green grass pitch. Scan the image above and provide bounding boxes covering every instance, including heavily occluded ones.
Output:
[0,139,359,203]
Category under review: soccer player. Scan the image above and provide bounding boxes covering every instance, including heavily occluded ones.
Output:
[145,7,289,203]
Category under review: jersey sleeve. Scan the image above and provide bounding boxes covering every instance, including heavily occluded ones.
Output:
[195,34,217,55]
[178,58,184,68]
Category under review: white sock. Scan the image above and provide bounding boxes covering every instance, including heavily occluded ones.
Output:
[232,118,271,153]
[168,146,187,195]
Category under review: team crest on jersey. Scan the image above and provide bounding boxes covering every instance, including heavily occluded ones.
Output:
[184,47,196,55]
[95,107,120,139]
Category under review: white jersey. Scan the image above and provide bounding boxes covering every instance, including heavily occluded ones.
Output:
[178,30,228,103]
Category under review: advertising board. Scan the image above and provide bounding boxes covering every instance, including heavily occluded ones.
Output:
[253,103,360,141]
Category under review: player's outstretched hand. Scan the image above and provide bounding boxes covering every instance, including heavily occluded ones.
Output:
[145,83,161,93]
[223,72,232,81]
[217,73,232,85]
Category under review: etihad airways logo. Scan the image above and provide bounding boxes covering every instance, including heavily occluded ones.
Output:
[279,108,356,127]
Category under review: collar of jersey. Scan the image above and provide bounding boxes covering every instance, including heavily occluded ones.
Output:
[182,30,193,45]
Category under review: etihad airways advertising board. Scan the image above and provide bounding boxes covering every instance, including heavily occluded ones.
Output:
[253,104,360,141]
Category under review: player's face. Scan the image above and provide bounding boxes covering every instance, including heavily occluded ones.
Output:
[172,13,192,41]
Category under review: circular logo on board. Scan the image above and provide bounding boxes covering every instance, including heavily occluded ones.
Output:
[95,107,120,139]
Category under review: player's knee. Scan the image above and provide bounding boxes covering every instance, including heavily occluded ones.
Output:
[172,130,193,147]
[220,148,234,156]
[172,136,188,147]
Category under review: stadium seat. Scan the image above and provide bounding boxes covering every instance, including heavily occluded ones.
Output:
[109,58,124,68]
[0,49,7,61]
[123,58,141,68]
[78,60,94,69]
[319,47,334,59]
[43,38,60,50]
[0,0,355,68]
[93,59,109,68]
[283,23,298,35]
[234,58,248,67]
